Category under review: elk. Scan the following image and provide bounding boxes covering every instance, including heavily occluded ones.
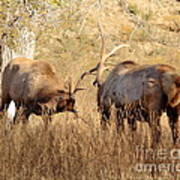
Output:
[82,24,180,146]
[1,57,85,123]
[106,63,180,145]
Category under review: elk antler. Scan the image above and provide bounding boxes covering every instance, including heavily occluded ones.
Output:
[67,76,73,95]
[77,45,130,87]
[66,73,87,96]
[96,20,130,87]
[80,22,130,87]
[71,10,130,91]
[73,75,87,94]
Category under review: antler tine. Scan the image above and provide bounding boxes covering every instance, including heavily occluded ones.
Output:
[73,73,88,94]
[104,44,130,61]
[73,79,85,94]
[68,76,73,94]
[80,63,100,80]
[98,20,106,61]
[96,20,106,87]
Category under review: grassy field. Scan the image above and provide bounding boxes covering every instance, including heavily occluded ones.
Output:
[0,0,180,179]
[0,111,179,179]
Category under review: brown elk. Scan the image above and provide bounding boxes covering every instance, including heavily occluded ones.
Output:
[1,57,85,122]
[82,24,180,146]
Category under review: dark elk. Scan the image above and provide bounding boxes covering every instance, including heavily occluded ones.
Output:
[82,24,180,146]
[100,62,180,145]
[1,57,85,123]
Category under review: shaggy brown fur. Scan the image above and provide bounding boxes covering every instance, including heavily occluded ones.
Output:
[1,57,77,120]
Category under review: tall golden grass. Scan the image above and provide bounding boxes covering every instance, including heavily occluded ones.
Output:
[0,110,179,180]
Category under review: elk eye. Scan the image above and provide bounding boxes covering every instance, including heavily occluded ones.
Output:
[147,78,156,87]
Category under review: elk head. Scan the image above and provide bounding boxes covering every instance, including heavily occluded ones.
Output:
[161,72,180,108]
[56,76,86,113]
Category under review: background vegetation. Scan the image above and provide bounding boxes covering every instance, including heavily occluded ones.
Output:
[0,0,180,179]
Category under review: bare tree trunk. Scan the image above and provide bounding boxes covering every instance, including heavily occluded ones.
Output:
[0,27,36,96]
[1,27,35,73]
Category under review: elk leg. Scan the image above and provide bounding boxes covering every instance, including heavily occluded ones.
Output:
[170,119,179,145]
[148,112,161,148]
[116,109,124,132]
[41,106,52,129]
[167,106,179,145]
[101,107,111,129]
[128,117,137,131]
[13,106,28,124]
[0,95,11,111]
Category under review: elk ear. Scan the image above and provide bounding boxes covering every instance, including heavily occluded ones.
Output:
[162,73,180,107]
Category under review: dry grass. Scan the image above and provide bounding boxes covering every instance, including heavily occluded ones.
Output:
[0,0,180,179]
[0,111,179,180]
